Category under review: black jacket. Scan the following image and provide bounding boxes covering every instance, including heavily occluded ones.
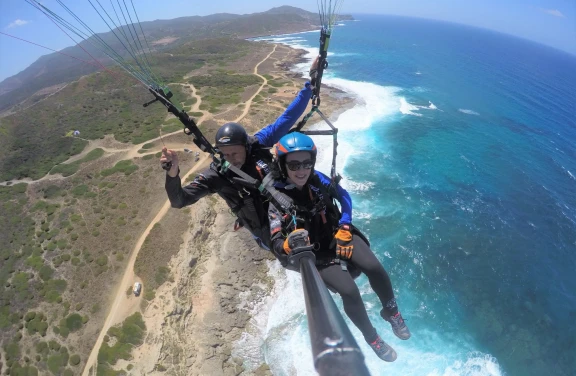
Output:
[166,141,272,248]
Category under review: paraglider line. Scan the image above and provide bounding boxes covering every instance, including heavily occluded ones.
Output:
[0,31,115,74]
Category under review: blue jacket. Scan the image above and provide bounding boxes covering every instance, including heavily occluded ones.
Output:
[254,82,312,147]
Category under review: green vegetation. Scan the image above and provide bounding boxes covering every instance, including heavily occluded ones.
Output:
[50,148,105,177]
[97,313,146,372]
[189,72,261,112]
[64,313,84,332]
[25,312,48,337]
[268,79,287,87]
[155,266,171,287]
[41,185,64,199]
[183,97,197,107]
[69,354,81,366]
[39,265,54,281]
[0,33,277,376]
[101,160,139,177]
[71,184,90,197]
[47,346,69,374]
[162,124,182,133]
[0,70,166,180]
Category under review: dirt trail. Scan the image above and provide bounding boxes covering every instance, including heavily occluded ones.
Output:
[0,42,278,187]
[0,83,204,187]
[234,44,277,123]
[81,154,211,376]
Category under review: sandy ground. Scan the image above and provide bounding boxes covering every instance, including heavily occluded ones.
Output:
[81,154,211,376]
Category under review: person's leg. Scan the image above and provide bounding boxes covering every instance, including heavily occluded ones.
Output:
[349,237,411,340]
[348,237,397,315]
[318,264,377,342]
[319,263,397,362]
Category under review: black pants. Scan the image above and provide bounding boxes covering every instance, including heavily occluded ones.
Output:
[317,236,397,342]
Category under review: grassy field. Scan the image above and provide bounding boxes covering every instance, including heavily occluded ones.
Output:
[189,71,262,113]
[0,38,262,182]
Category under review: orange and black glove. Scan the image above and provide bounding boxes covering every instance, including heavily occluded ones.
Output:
[334,224,353,260]
[283,229,311,254]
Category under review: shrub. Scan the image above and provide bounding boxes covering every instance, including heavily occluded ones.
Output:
[65,314,83,332]
[69,354,81,366]
[72,185,89,197]
[49,340,61,351]
[96,256,108,266]
[39,265,54,281]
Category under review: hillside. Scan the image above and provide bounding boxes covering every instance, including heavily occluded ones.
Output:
[0,6,353,113]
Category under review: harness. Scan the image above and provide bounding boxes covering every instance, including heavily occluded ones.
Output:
[220,145,272,240]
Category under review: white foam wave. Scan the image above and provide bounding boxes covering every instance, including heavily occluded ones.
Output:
[307,78,403,178]
[353,211,373,220]
[416,71,422,75]
[411,86,428,93]
[430,353,503,376]
[332,52,361,58]
[400,97,423,116]
[261,36,305,42]
[429,101,438,110]
[459,109,480,116]
[346,180,376,191]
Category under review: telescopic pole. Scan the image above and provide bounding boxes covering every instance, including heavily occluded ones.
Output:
[288,248,372,376]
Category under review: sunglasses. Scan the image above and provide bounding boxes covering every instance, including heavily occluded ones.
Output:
[286,159,314,171]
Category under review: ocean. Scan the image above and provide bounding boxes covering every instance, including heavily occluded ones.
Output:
[236,14,576,376]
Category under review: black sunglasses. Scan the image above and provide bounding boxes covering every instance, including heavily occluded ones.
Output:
[286,159,314,171]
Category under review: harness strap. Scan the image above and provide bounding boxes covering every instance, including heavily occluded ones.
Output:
[308,186,327,224]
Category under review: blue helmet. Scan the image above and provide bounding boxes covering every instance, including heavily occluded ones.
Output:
[275,132,317,159]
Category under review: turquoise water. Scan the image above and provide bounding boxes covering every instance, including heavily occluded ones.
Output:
[249,15,576,376]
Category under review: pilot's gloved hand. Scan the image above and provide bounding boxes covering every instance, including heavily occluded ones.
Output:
[333,224,353,260]
[283,229,311,254]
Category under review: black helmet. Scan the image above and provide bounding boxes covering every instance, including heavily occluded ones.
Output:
[215,122,248,147]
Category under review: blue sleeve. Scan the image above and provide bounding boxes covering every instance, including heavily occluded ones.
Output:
[315,171,353,225]
[254,82,313,147]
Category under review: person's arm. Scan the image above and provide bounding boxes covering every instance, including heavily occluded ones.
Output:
[165,167,217,208]
[254,82,313,147]
[315,171,352,225]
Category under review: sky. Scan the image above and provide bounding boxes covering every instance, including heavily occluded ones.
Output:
[0,0,575,82]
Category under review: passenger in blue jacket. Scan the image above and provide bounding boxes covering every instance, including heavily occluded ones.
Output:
[161,60,317,249]
[267,132,411,362]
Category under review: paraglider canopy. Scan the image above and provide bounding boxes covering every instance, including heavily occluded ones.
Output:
[73,130,80,136]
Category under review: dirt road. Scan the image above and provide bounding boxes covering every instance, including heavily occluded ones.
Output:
[81,154,211,376]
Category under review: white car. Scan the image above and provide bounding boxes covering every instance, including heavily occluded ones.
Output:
[133,282,142,297]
